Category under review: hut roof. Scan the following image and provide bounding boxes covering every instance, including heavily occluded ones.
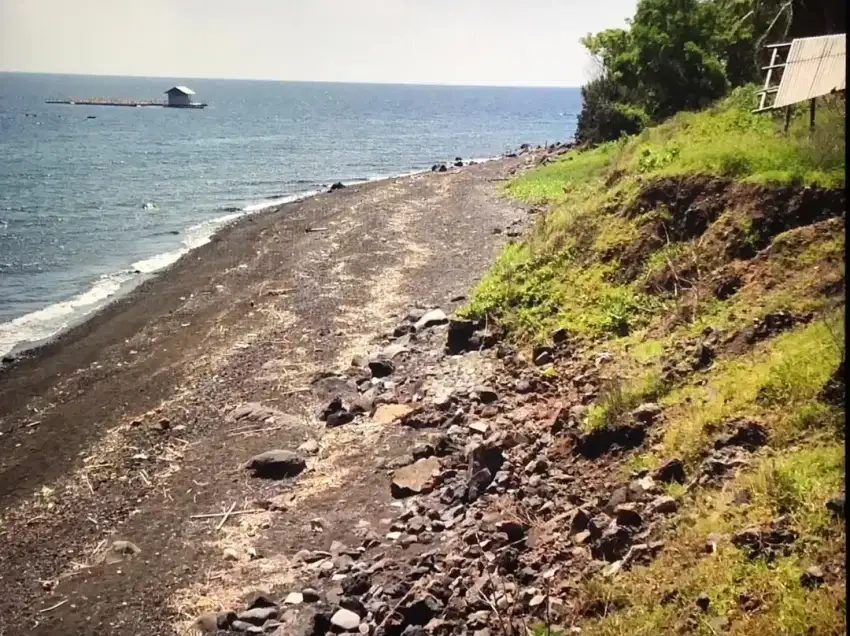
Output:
[165,86,196,96]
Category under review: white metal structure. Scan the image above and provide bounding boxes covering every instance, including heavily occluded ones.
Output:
[755,34,846,113]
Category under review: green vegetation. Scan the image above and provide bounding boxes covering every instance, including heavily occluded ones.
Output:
[463,37,844,634]
[577,441,845,636]
[575,0,845,144]
[462,89,845,344]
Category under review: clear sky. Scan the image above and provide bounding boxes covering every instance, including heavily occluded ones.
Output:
[0,0,635,87]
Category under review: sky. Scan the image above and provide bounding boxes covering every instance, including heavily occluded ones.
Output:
[0,0,635,87]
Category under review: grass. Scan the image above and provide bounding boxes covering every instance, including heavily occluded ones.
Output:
[658,313,844,462]
[577,442,846,636]
[465,85,846,636]
[462,86,845,345]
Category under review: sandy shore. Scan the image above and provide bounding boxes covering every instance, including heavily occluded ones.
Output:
[0,151,545,634]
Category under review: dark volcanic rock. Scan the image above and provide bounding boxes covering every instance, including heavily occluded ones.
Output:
[245,450,306,479]
[826,492,845,519]
[369,358,395,378]
[341,572,371,596]
[573,423,646,459]
[329,181,346,191]
[715,419,768,451]
[732,518,798,559]
[654,457,686,484]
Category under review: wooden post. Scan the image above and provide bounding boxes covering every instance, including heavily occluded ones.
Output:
[783,106,792,133]
[809,98,817,129]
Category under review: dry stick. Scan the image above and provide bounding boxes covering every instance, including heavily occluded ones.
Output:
[215,501,238,531]
[190,508,265,520]
[226,425,285,437]
[38,600,68,614]
[82,473,94,495]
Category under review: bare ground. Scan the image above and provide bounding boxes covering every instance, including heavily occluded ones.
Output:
[0,155,539,635]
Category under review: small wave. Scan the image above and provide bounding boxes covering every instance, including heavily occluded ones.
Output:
[243,191,319,213]
[0,272,130,357]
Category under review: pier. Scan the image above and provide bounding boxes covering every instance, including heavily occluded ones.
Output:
[45,99,207,109]
[45,86,207,109]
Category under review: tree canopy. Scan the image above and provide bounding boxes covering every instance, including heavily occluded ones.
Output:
[574,0,846,145]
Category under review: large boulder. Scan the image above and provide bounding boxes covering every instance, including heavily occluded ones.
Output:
[245,450,306,479]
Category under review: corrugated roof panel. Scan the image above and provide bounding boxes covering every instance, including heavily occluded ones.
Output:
[165,86,196,95]
[774,34,845,108]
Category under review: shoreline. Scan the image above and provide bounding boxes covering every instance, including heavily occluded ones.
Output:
[0,153,509,363]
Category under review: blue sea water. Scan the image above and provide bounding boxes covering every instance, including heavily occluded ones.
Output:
[0,73,580,356]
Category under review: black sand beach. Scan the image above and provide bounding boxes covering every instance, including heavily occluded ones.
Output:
[0,151,545,634]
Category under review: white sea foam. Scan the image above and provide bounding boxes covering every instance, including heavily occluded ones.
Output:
[0,157,506,359]
[0,272,130,357]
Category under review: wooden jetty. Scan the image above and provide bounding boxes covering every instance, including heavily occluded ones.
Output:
[45,86,207,109]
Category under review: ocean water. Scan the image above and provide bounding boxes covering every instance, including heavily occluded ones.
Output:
[0,73,580,357]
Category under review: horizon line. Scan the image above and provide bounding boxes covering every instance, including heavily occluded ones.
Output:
[0,69,582,89]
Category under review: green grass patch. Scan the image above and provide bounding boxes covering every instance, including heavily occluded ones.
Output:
[504,143,616,204]
[661,313,844,462]
[608,87,846,188]
[578,442,846,636]
[584,368,666,432]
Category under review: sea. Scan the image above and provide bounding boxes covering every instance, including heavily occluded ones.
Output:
[0,73,580,358]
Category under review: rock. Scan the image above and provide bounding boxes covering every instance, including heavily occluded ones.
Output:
[454,160,463,167]
[329,181,346,191]
[217,610,238,629]
[438,164,448,172]
[245,591,278,609]
[473,386,498,404]
[342,572,371,596]
[246,450,306,479]
[298,439,320,454]
[826,493,845,519]
[801,565,825,589]
[403,597,444,625]
[594,526,632,562]
[373,403,414,425]
[614,503,643,527]
[392,457,442,498]
[648,496,678,515]
[331,608,361,631]
[533,348,553,366]
[368,358,395,378]
[654,457,686,484]
[107,540,141,563]
[284,592,303,605]
[732,519,798,559]
[467,421,489,435]
[195,613,219,633]
[326,410,354,427]
[696,593,710,611]
[632,403,662,424]
[237,606,279,626]
[223,548,240,561]
[230,620,263,633]
[715,419,768,450]
[302,588,320,603]
[414,308,448,331]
